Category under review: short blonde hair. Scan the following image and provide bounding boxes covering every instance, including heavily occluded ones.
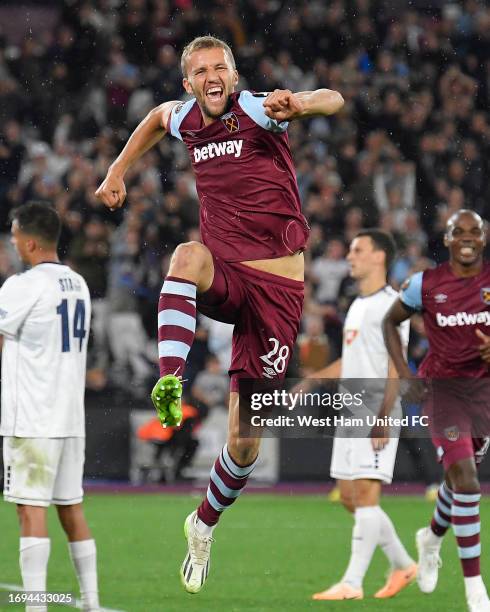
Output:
[181,35,236,77]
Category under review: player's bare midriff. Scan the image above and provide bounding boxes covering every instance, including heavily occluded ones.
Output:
[241,251,304,281]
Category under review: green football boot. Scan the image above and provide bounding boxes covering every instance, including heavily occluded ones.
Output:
[151,374,183,427]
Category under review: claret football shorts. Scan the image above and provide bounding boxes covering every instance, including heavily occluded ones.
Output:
[425,379,490,470]
[197,257,304,392]
[3,437,85,507]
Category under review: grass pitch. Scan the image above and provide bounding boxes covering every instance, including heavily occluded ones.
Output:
[1,493,489,611]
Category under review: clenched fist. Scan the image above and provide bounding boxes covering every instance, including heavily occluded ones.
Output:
[263,89,304,122]
[95,172,127,210]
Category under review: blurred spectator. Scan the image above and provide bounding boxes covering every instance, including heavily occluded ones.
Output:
[68,216,111,385]
[0,120,25,230]
[311,239,350,304]
[374,157,416,219]
[0,237,20,283]
[136,402,201,483]
[390,240,432,289]
[199,316,234,374]
[107,214,153,394]
[297,315,330,377]
[105,49,139,127]
[191,354,229,412]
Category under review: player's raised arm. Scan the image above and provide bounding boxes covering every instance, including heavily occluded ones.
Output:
[382,299,414,379]
[95,100,180,210]
[263,88,344,123]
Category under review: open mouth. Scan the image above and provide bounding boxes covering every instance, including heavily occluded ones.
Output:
[460,246,476,257]
[206,86,224,103]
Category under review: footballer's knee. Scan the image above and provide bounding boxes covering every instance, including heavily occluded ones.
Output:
[339,493,355,513]
[16,505,48,536]
[56,503,92,540]
[226,436,260,467]
[353,479,381,508]
[169,242,213,289]
[16,504,27,528]
[336,480,355,513]
[447,459,480,494]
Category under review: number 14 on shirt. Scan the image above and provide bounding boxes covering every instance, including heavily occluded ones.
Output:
[56,299,87,352]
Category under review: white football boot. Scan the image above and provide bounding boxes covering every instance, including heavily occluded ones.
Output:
[416,527,442,593]
[180,511,213,594]
[466,578,490,612]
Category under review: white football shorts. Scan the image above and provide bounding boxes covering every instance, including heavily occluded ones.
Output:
[330,434,399,484]
[3,436,85,506]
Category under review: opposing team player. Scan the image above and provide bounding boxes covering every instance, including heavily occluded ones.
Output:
[304,230,416,601]
[95,35,344,593]
[0,203,99,612]
[383,209,490,612]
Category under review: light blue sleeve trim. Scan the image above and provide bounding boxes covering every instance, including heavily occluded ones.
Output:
[400,271,423,311]
[169,99,196,141]
[238,90,289,133]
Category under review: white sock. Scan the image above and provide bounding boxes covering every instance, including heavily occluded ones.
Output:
[342,506,381,589]
[378,507,414,569]
[426,527,444,548]
[195,515,215,537]
[69,540,99,611]
[464,575,487,598]
[20,537,50,612]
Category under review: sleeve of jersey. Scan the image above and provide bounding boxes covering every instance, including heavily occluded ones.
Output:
[238,90,289,133]
[0,274,42,337]
[168,99,196,141]
[399,271,423,311]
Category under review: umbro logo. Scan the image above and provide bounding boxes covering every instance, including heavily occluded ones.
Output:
[262,366,277,378]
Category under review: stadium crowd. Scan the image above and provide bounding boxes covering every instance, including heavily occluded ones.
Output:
[0,0,489,396]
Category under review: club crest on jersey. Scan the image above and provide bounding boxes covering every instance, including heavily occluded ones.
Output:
[344,329,358,345]
[481,288,490,305]
[444,426,459,442]
[222,112,239,133]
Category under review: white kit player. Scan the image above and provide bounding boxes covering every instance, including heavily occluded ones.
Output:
[0,203,100,612]
[307,230,417,600]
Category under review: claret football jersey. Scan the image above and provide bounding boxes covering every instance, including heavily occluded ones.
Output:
[0,263,91,437]
[400,262,490,378]
[167,91,310,262]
